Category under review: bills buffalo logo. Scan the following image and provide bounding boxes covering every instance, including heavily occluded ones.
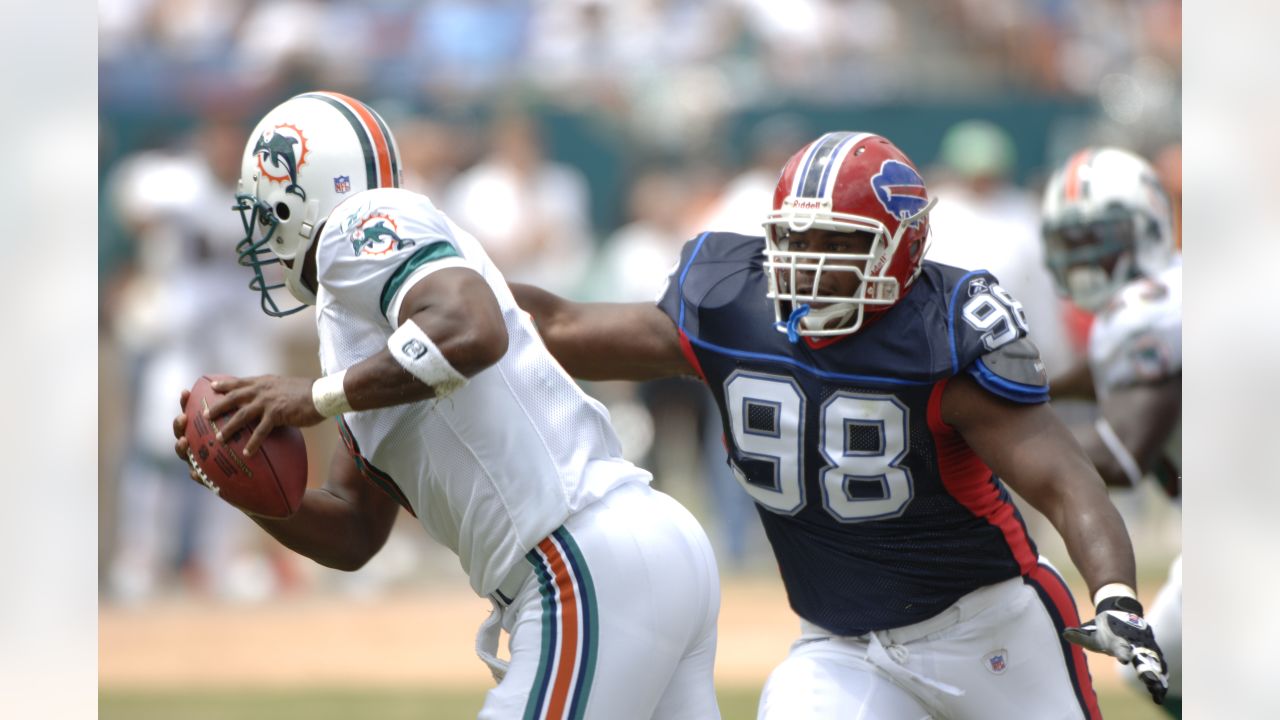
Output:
[871,160,929,227]
[254,123,310,200]
[983,650,1008,674]
[352,212,415,256]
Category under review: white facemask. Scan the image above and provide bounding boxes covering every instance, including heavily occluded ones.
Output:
[800,302,856,332]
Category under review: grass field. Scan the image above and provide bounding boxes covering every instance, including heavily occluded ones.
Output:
[100,552,1176,719]
[99,684,1164,719]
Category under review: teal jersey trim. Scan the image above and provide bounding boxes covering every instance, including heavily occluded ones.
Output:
[378,241,461,319]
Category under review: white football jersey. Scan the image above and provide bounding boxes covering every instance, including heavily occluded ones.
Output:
[1087,262,1182,475]
[312,187,650,596]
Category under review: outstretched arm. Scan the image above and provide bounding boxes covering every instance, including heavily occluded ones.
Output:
[206,266,508,454]
[943,374,1170,704]
[173,393,400,571]
[510,283,694,382]
[942,373,1134,595]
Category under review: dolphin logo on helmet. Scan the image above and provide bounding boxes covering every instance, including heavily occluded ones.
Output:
[253,125,308,200]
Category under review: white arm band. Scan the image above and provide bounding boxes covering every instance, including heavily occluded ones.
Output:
[1094,416,1143,486]
[388,319,468,398]
[312,369,353,418]
[1093,582,1138,607]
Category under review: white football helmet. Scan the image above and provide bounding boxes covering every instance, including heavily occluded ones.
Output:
[235,91,402,316]
[1041,147,1175,313]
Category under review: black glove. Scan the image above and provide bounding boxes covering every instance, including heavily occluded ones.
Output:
[1064,595,1168,705]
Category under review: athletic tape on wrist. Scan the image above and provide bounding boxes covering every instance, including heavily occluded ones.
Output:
[1093,582,1138,608]
[1094,416,1143,486]
[388,320,468,398]
[312,369,353,417]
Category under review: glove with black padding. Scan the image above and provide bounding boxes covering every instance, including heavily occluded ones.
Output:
[1064,594,1168,705]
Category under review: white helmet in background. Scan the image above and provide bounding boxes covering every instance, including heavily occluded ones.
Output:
[1041,147,1175,313]
[235,91,402,316]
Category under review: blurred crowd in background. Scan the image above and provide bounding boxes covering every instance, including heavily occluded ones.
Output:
[98,0,1182,605]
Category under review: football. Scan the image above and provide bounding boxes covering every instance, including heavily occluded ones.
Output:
[184,375,308,518]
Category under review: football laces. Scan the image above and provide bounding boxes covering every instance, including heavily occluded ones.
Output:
[186,450,221,495]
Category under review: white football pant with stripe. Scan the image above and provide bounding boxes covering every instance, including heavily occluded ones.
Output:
[478,482,721,720]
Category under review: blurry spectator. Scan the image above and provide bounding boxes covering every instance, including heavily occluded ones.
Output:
[595,167,696,302]
[445,111,595,296]
[392,116,475,201]
[233,0,381,89]
[103,118,297,604]
[407,0,530,96]
[526,0,659,96]
[699,114,809,236]
[597,165,766,570]
[926,119,1077,377]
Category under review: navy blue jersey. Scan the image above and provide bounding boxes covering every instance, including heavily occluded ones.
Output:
[658,232,1051,635]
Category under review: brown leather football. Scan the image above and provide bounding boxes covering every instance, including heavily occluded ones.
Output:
[184,375,308,518]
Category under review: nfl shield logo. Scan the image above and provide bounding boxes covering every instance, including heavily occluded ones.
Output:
[984,650,1008,674]
[333,175,351,194]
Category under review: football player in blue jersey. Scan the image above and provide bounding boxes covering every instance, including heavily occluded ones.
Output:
[513,131,1167,718]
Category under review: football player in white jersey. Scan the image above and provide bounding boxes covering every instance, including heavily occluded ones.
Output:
[169,92,721,720]
[1042,146,1183,717]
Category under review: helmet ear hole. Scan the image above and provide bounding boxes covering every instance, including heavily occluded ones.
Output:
[275,202,291,221]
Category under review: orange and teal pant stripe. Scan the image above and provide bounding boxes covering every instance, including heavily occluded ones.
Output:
[523,528,599,720]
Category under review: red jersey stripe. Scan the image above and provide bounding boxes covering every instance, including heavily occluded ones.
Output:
[926,379,1038,572]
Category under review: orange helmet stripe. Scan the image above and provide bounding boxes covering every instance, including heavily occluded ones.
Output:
[1063,148,1094,202]
[303,91,399,190]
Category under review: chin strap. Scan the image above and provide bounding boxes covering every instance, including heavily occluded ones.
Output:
[777,304,811,344]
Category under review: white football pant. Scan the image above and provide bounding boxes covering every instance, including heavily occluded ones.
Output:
[478,481,721,720]
[758,560,1101,720]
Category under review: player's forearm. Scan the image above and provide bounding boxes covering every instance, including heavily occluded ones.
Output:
[512,283,693,381]
[341,349,440,410]
[249,487,387,571]
[1042,473,1138,596]
[335,316,507,412]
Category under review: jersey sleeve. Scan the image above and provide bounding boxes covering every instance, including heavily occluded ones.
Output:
[656,232,761,340]
[656,233,707,331]
[318,191,473,327]
[948,270,1050,404]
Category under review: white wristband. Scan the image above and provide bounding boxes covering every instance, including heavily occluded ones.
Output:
[312,369,353,417]
[388,319,468,398]
[1093,582,1138,607]
[1094,416,1143,486]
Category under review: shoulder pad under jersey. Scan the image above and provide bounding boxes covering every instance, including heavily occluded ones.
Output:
[657,231,762,337]
[942,265,1049,403]
[317,188,468,326]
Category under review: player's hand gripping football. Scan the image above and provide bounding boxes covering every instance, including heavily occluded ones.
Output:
[1064,595,1168,705]
[200,375,325,456]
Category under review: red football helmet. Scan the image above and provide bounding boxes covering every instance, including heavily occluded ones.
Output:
[764,132,936,338]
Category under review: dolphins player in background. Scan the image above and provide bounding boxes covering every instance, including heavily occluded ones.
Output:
[170,92,722,720]
[512,131,1168,718]
[1042,146,1183,717]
